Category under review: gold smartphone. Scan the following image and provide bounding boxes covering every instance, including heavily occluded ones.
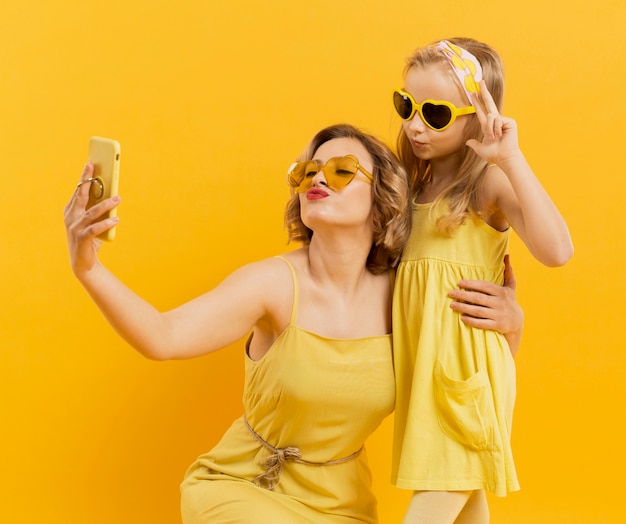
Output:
[86,136,121,241]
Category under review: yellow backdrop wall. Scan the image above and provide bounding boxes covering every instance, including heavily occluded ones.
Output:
[1,1,624,523]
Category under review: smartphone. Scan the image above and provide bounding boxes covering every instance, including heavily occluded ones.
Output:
[86,136,121,241]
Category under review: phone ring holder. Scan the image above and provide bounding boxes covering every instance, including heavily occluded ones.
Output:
[76,177,104,199]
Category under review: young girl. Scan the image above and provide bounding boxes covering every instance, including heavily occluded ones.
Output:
[391,38,573,523]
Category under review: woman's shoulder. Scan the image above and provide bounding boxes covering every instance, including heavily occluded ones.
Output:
[235,251,302,283]
[231,253,299,324]
[235,249,312,294]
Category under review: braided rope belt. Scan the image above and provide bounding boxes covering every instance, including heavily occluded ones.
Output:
[244,416,363,490]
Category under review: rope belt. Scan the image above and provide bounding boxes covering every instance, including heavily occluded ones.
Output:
[244,416,363,491]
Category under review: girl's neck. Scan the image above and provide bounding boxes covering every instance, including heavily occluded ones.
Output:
[415,159,459,203]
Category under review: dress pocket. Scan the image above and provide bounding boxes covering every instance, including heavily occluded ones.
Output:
[433,360,497,451]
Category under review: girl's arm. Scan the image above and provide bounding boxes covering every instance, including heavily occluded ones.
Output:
[467,82,574,267]
[64,163,278,361]
[449,255,523,356]
[484,155,573,267]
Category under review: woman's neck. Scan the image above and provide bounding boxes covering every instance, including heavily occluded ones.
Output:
[305,233,373,292]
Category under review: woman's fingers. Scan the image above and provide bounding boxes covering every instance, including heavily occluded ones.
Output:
[70,196,120,249]
[64,161,121,274]
[65,162,120,234]
[502,254,517,291]
[451,277,500,297]
[449,278,506,321]
[64,163,94,217]
[448,257,523,336]
[78,200,120,237]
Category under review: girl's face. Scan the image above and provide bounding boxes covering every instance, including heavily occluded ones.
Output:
[299,137,374,235]
[402,64,473,163]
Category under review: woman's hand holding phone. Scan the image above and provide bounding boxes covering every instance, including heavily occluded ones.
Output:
[64,138,121,277]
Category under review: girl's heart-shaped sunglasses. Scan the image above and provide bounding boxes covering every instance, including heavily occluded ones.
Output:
[393,89,476,131]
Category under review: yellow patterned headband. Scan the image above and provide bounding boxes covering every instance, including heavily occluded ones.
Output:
[435,40,482,105]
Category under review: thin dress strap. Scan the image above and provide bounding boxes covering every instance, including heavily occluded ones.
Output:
[274,256,298,326]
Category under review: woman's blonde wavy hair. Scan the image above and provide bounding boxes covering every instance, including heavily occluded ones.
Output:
[396,37,505,235]
[285,123,412,274]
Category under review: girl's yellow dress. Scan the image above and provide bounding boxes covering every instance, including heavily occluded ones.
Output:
[392,203,519,496]
[181,257,395,523]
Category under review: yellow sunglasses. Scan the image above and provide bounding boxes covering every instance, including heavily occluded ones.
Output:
[393,89,476,131]
[287,155,374,193]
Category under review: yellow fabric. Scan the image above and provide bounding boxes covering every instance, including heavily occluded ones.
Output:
[391,203,519,497]
[181,257,395,523]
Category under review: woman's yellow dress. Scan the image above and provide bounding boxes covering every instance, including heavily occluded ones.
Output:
[181,257,395,523]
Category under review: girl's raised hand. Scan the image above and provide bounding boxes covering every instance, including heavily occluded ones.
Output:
[465,80,522,165]
[64,162,120,276]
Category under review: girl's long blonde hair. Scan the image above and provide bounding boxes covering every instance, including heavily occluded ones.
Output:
[397,37,505,234]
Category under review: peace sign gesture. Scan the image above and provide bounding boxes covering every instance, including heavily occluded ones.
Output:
[465,80,522,166]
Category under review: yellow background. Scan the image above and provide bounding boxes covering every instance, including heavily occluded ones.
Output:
[1,1,624,522]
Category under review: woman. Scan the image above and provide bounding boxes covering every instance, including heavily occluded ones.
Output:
[64,124,522,523]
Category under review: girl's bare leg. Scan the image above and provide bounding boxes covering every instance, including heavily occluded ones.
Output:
[402,490,489,524]
[402,491,471,524]
[455,490,489,524]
